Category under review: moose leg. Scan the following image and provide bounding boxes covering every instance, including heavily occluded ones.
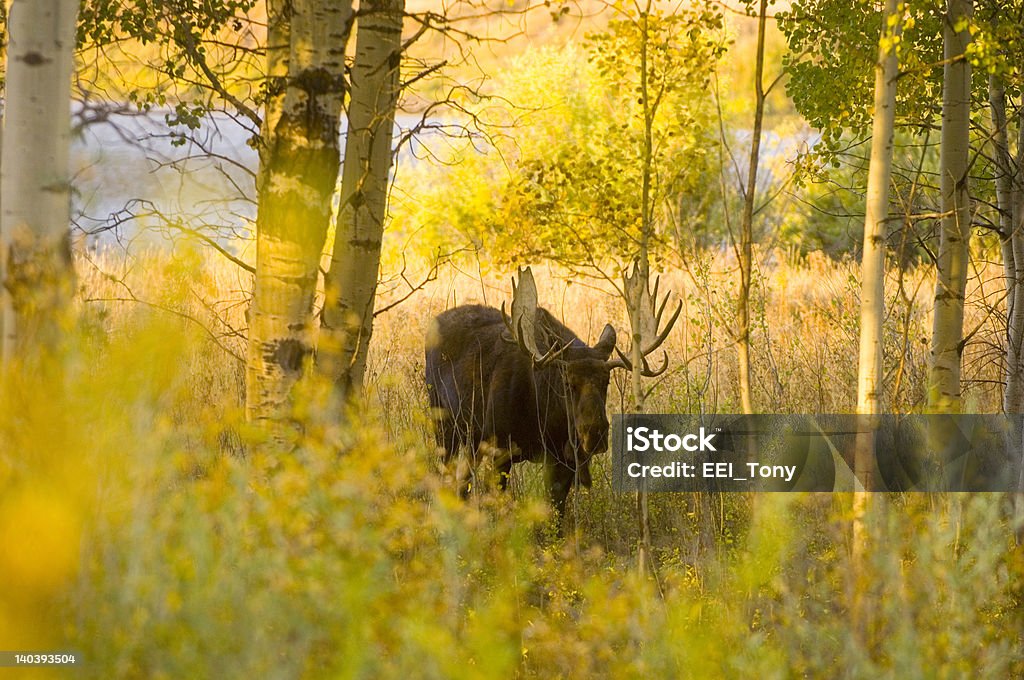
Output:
[454,454,473,499]
[564,443,593,489]
[497,457,513,491]
[477,439,514,492]
[457,438,515,498]
[546,462,575,524]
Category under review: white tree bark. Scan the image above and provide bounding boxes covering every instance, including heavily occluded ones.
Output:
[856,0,902,459]
[0,0,78,363]
[989,79,1024,506]
[990,77,1024,415]
[928,0,973,413]
[245,0,354,441]
[319,0,405,400]
[852,0,902,594]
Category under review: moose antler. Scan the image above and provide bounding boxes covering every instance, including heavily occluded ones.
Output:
[607,264,682,378]
[500,267,572,368]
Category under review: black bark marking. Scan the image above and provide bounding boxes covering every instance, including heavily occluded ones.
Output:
[21,52,48,66]
[294,67,346,99]
[268,338,310,373]
[348,237,381,250]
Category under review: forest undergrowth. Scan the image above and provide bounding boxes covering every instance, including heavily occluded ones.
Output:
[1,245,1021,678]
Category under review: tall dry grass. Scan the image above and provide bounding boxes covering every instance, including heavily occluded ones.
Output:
[76,240,1007,423]
[368,247,1005,422]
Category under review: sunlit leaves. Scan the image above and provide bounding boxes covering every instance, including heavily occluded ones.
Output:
[493,4,726,269]
[969,0,1024,81]
[779,0,1024,153]
[79,0,257,46]
[388,5,726,271]
[77,0,261,119]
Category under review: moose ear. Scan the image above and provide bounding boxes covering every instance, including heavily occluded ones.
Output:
[594,324,616,359]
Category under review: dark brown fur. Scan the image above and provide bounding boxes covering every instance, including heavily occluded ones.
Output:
[425,304,616,519]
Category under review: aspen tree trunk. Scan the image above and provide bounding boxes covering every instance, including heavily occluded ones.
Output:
[258,0,291,155]
[854,0,902,517]
[852,0,902,633]
[245,0,354,442]
[623,1,680,579]
[735,0,768,416]
[633,1,655,579]
[627,261,651,578]
[990,78,1024,417]
[0,0,78,363]
[856,0,901,425]
[989,80,1024,521]
[928,0,973,413]
[728,2,767,618]
[319,0,405,401]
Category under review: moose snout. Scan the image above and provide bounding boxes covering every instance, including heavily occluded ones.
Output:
[580,424,609,456]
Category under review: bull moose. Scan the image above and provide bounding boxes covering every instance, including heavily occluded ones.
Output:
[424,267,675,521]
